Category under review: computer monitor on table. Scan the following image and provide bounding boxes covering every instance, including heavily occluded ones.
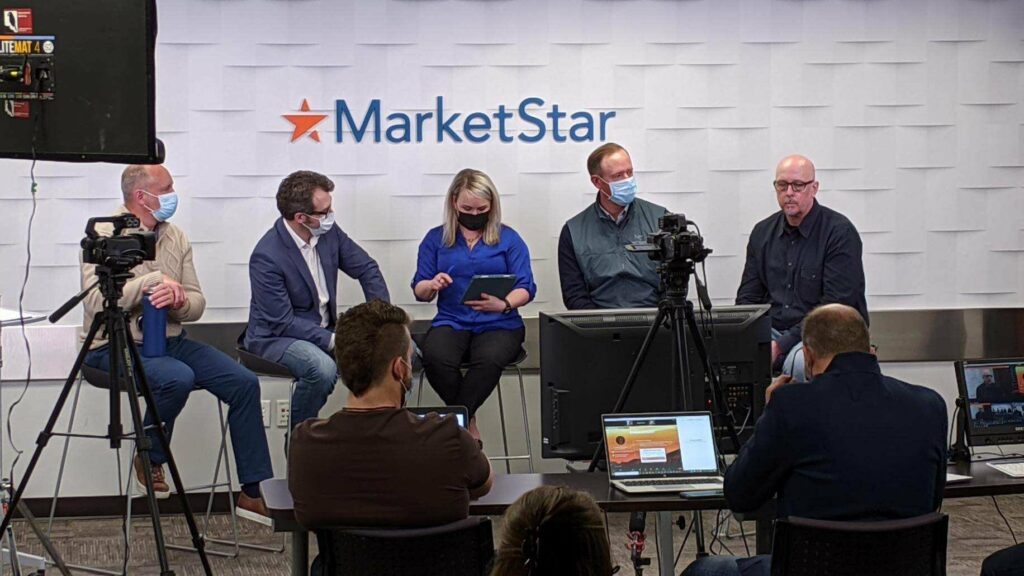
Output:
[955,358,1024,448]
[539,305,771,461]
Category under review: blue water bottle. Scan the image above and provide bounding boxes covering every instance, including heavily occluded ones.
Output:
[141,293,167,357]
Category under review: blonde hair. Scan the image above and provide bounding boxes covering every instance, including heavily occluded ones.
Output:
[443,169,502,248]
[490,486,613,576]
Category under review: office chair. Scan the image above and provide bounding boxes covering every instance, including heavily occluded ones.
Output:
[771,512,948,576]
[314,517,494,576]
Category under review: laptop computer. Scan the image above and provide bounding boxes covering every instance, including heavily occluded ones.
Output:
[602,411,725,494]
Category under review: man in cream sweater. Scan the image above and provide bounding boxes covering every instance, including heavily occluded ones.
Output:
[80,164,272,519]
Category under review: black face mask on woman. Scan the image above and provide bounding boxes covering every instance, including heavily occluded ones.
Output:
[458,211,489,231]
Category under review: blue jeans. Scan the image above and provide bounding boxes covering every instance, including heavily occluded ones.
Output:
[84,334,273,486]
[682,555,771,576]
[278,340,338,428]
[771,328,806,383]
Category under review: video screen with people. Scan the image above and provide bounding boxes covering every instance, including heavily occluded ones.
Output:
[961,360,1024,431]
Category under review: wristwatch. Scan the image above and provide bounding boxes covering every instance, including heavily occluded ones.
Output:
[502,298,513,315]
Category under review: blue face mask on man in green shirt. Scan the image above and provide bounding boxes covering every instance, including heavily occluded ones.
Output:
[601,175,638,207]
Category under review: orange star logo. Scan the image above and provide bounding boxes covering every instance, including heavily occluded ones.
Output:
[283,99,328,142]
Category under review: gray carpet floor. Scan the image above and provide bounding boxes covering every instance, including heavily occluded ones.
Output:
[8,494,1022,575]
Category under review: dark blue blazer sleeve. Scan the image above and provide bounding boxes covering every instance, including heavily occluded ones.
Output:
[558,224,597,310]
[249,249,332,351]
[335,228,390,303]
[724,388,795,513]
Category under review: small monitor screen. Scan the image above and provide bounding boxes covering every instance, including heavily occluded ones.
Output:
[603,413,719,479]
[407,406,467,428]
[957,359,1024,444]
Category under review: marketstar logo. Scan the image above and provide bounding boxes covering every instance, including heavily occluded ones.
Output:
[283,99,327,142]
[281,96,615,145]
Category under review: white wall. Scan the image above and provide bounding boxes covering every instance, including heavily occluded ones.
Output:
[0,0,1022,497]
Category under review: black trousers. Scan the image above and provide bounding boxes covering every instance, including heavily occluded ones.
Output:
[420,325,525,417]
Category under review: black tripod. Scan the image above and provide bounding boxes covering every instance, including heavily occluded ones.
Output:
[0,263,212,576]
[587,257,741,561]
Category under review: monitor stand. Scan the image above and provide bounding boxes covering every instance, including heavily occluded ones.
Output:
[950,397,971,463]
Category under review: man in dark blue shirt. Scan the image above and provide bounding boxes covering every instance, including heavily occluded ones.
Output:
[682,304,948,576]
[558,143,668,310]
[736,154,867,381]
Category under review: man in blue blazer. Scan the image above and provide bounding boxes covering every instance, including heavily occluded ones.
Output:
[246,170,390,427]
[682,304,947,576]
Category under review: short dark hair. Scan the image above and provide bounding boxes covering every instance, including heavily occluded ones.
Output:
[586,142,628,177]
[801,304,870,358]
[276,170,335,220]
[334,300,411,397]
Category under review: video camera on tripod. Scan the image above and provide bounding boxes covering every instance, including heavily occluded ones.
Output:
[80,215,156,269]
[626,213,711,266]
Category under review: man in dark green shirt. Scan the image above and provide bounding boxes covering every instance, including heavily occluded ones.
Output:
[558,143,669,310]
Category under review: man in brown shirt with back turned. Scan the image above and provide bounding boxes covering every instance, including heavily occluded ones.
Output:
[288,300,493,529]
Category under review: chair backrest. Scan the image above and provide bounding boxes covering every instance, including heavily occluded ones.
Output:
[771,512,948,576]
[315,517,494,576]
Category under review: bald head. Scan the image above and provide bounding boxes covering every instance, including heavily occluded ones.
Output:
[773,154,819,227]
[121,165,170,201]
[120,164,174,229]
[776,155,815,180]
[802,304,870,358]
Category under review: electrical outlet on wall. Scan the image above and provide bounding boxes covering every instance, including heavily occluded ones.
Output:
[261,400,271,428]
[276,399,290,428]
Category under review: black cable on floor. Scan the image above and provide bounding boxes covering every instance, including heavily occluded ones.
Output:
[991,496,1018,545]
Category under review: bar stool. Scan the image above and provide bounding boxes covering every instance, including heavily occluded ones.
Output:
[46,364,139,576]
[152,346,288,556]
[416,347,534,473]
[51,363,280,569]
[236,346,297,449]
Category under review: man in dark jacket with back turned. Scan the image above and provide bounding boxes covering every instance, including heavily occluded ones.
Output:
[683,304,948,576]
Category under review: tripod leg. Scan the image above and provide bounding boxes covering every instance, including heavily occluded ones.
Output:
[14,501,72,575]
[112,321,176,576]
[693,510,707,557]
[588,307,669,472]
[0,316,105,538]
[124,336,213,576]
[682,303,742,452]
[669,307,694,411]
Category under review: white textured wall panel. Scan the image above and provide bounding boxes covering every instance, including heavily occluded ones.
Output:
[0,0,1021,325]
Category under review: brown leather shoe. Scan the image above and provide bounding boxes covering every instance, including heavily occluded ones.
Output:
[133,454,170,499]
[236,492,271,526]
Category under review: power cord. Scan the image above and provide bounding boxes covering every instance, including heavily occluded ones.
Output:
[673,514,695,569]
[947,402,959,456]
[991,496,1018,545]
[5,143,38,485]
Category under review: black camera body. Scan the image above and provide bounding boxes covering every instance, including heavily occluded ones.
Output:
[628,213,712,265]
[81,215,156,269]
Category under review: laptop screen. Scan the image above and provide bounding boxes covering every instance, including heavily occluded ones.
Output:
[603,413,720,479]
[407,406,468,428]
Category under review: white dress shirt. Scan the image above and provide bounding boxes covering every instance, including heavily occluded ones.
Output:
[284,221,334,348]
